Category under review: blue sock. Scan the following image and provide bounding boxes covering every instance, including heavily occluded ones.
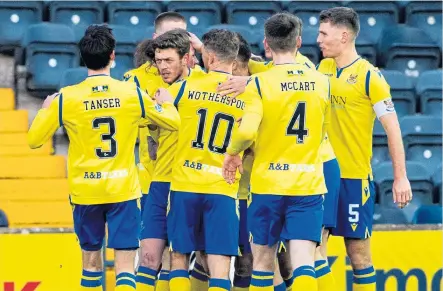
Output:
[209,278,231,290]
[353,266,376,286]
[274,282,286,291]
[251,270,274,288]
[116,272,136,289]
[136,266,157,288]
[80,270,103,289]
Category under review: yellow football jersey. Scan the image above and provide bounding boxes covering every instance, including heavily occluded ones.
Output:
[124,61,167,181]
[248,52,315,75]
[228,64,330,196]
[317,57,392,179]
[248,53,336,162]
[28,75,180,205]
[238,151,254,200]
[168,70,251,198]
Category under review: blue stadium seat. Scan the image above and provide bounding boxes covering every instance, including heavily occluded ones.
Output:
[208,25,262,56]
[347,1,399,43]
[356,35,376,68]
[299,27,321,66]
[225,1,281,29]
[22,23,79,94]
[167,1,221,29]
[416,69,442,116]
[107,1,163,32]
[432,164,442,204]
[372,120,389,167]
[401,115,442,173]
[412,205,442,224]
[374,161,433,206]
[285,1,339,29]
[373,205,409,224]
[380,70,416,117]
[49,1,104,28]
[107,25,136,79]
[378,25,441,77]
[58,67,88,90]
[0,1,43,48]
[0,209,8,227]
[405,1,442,50]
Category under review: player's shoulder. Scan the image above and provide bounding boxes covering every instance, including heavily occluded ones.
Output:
[317,58,336,71]
[296,52,315,69]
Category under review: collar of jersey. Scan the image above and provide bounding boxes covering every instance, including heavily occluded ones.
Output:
[336,56,361,78]
[87,74,109,78]
[211,70,231,75]
[273,62,301,66]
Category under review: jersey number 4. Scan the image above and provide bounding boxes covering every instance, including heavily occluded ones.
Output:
[192,108,235,154]
[93,117,117,158]
[286,102,309,144]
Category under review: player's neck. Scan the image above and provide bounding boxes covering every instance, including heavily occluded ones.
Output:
[334,46,359,69]
[272,51,297,65]
[209,64,232,75]
[88,68,110,77]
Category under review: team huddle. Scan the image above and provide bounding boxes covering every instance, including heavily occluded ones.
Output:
[28,6,413,291]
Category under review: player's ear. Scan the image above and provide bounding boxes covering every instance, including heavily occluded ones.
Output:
[296,36,302,49]
[182,53,190,66]
[341,31,348,44]
[153,32,158,39]
[232,59,238,72]
[110,50,116,61]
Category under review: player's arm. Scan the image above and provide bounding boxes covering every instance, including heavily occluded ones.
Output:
[28,93,61,149]
[368,69,412,207]
[226,78,263,156]
[138,87,181,131]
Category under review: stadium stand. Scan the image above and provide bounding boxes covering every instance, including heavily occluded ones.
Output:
[0,1,44,50]
[225,1,281,28]
[432,163,442,204]
[285,1,339,29]
[58,67,88,90]
[416,69,443,116]
[48,1,105,28]
[412,205,443,224]
[107,24,137,79]
[208,24,262,56]
[107,1,162,32]
[381,70,416,117]
[299,27,321,65]
[167,1,222,29]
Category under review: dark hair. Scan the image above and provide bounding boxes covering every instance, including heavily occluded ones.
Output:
[319,7,360,36]
[134,39,155,67]
[154,12,186,31]
[79,25,115,70]
[235,32,251,64]
[264,13,301,53]
[202,29,239,63]
[153,29,190,58]
[250,55,264,62]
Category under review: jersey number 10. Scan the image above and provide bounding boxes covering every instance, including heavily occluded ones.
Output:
[192,108,235,154]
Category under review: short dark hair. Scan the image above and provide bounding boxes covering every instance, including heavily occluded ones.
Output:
[319,7,360,36]
[79,25,115,70]
[154,12,186,31]
[134,39,155,67]
[264,13,301,53]
[235,32,251,64]
[202,29,239,63]
[153,29,190,58]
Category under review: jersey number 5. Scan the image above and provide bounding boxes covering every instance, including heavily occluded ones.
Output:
[192,108,235,154]
[93,117,117,158]
[286,102,309,144]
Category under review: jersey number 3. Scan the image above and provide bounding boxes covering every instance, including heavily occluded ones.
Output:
[93,117,117,158]
[286,102,309,144]
[192,108,235,154]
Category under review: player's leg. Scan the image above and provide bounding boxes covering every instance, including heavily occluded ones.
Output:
[277,245,293,290]
[106,199,141,291]
[248,194,284,291]
[168,191,203,291]
[315,158,341,291]
[330,178,376,291]
[137,182,170,291]
[190,252,209,291]
[233,198,252,291]
[72,203,106,291]
[273,255,286,291]
[204,194,239,291]
[284,195,324,291]
[156,249,171,291]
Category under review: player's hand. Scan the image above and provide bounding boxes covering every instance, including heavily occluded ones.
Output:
[154,88,173,105]
[222,154,243,184]
[392,176,412,209]
[217,76,249,97]
[189,32,203,53]
[147,136,158,161]
[42,93,59,109]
